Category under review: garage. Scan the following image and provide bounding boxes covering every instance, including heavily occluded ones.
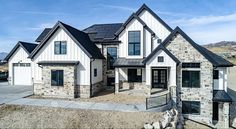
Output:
[13,63,32,85]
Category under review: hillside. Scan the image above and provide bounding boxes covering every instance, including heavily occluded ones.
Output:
[203,41,236,65]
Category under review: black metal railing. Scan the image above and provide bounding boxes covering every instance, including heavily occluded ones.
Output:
[146,92,171,110]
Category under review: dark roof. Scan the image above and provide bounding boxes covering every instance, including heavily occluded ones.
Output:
[115,13,155,36]
[35,28,52,42]
[29,21,104,59]
[83,23,122,43]
[162,27,234,67]
[213,90,232,102]
[135,4,172,32]
[4,41,38,61]
[113,58,145,67]
[143,44,180,64]
[38,61,79,65]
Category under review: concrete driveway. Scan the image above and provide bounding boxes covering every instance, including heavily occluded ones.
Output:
[0,82,33,105]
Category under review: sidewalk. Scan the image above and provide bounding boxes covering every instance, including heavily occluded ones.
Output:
[5,98,147,112]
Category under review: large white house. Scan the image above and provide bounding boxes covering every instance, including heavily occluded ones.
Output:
[4,4,234,128]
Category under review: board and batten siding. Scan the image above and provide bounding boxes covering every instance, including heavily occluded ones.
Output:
[32,28,91,86]
[91,59,103,84]
[8,47,32,85]
[145,50,176,87]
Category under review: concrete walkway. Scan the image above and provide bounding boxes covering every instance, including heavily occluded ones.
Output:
[5,98,147,112]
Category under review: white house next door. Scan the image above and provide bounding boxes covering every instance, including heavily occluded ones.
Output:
[13,63,32,85]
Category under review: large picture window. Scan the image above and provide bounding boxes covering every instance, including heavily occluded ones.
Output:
[51,70,64,86]
[182,71,200,88]
[107,47,117,70]
[128,31,140,55]
[55,41,67,54]
[182,101,200,115]
[128,69,142,82]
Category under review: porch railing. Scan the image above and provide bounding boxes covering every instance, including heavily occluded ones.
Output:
[146,92,171,110]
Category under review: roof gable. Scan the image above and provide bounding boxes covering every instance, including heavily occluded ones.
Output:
[4,41,37,61]
[35,28,52,42]
[143,44,180,64]
[29,21,104,59]
[115,13,155,36]
[162,27,234,67]
[136,4,172,32]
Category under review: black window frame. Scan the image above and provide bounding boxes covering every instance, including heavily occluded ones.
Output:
[94,68,97,77]
[182,70,200,88]
[213,70,219,79]
[54,41,67,55]
[107,47,117,70]
[182,101,200,115]
[182,63,200,68]
[51,70,64,86]
[128,31,141,56]
[128,69,142,82]
[158,56,164,62]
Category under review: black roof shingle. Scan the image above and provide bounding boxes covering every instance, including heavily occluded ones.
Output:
[213,90,232,102]
[35,28,52,42]
[113,58,145,67]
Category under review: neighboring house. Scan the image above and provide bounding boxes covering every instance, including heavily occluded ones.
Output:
[4,4,233,128]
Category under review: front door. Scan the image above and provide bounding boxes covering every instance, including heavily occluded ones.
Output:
[213,102,219,121]
[152,69,167,89]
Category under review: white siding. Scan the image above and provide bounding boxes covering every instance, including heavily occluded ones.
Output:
[91,59,103,84]
[146,50,176,86]
[119,18,144,58]
[32,28,91,85]
[8,47,32,85]
[214,67,228,91]
[138,10,171,40]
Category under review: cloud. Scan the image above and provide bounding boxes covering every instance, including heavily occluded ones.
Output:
[171,12,236,26]
[100,4,136,11]
[26,22,55,31]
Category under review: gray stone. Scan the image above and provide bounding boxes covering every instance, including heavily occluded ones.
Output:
[143,123,153,129]
[152,121,161,129]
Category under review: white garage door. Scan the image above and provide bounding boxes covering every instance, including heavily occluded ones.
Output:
[13,63,32,85]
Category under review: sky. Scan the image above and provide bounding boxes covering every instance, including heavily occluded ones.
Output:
[1,0,236,52]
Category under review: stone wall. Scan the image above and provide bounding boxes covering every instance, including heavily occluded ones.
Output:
[214,102,230,128]
[34,64,77,99]
[118,81,150,96]
[166,33,214,126]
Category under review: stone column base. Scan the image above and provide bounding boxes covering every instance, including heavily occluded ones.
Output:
[80,85,90,98]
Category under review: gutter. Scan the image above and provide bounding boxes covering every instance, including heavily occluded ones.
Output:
[90,59,95,97]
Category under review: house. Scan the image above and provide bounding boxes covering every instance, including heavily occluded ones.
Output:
[4,4,233,128]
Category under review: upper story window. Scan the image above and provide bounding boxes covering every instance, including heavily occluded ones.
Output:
[213,70,219,79]
[158,56,164,62]
[54,41,67,54]
[128,31,140,56]
[182,70,200,88]
[107,47,117,70]
[182,63,200,68]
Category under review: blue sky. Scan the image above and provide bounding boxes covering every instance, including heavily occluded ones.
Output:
[1,0,236,52]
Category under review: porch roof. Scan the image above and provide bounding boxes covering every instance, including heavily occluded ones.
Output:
[213,90,232,102]
[113,58,145,67]
[37,61,80,65]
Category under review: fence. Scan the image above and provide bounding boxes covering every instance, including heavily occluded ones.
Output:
[146,92,171,110]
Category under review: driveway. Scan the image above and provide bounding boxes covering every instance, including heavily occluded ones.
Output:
[0,82,33,105]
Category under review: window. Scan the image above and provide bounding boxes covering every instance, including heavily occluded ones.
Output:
[182,63,200,68]
[128,31,140,55]
[157,39,162,43]
[182,71,200,88]
[182,101,200,115]
[158,56,164,62]
[213,70,219,79]
[51,70,64,86]
[94,69,97,77]
[54,41,67,54]
[107,47,117,70]
[128,69,142,82]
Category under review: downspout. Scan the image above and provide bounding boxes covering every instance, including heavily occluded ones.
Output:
[90,59,95,97]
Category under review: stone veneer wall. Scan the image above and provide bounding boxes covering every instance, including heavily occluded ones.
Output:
[166,33,214,126]
[117,81,150,96]
[34,64,77,99]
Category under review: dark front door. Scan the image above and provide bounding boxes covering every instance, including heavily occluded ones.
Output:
[152,69,167,89]
[213,102,219,121]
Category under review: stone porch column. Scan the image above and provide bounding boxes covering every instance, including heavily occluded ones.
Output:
[115,68,119,93]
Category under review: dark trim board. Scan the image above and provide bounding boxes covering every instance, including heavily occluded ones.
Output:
[37,61,80,65]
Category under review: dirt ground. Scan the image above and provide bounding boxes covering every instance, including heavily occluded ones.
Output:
[30,90,146,104]
[0,105,162,129]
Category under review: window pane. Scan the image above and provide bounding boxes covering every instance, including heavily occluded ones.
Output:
[134,43,140,55]
[94,69,97,77]
[182,101,190,114]
[158,56,164,62]
[128,31,140,56]
[191,102,200,114]
[107,47,117,70]
[54,41,60,54]
[51,70,63,86]
[182,71,190,87]
[128,44,134,55]
[51,70,57,86]
[182,101,200,115]
[191,71,200,88]
[61,42,67,54]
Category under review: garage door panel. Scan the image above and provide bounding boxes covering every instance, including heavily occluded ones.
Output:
[13,63,32,85]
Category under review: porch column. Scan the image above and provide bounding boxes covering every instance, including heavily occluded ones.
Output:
[115,68,119,93]
[170,65,177,103]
